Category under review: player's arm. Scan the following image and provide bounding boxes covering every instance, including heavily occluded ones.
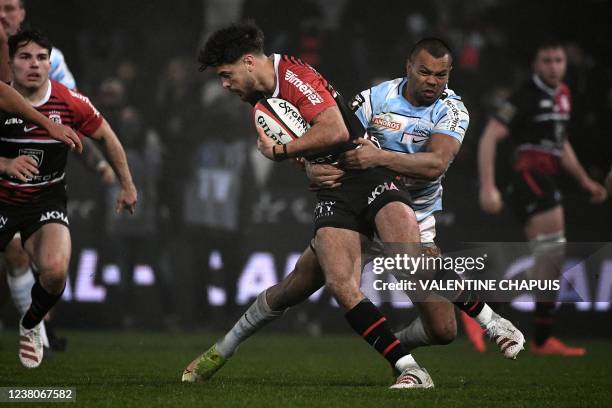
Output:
[89,119,137,213]
[477,117,509,213]
[340,134,460,180]
[76,138,116,185]
[0,82,83,152]
[560,140,607,203]
[257,106,349,161]
[0,23,10,83]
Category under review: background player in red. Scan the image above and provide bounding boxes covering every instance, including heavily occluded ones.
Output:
[0,0,115,351]
[0,29,136,368]
[478,40,607,356]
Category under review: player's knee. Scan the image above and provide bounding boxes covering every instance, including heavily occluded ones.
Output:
[37,256,68,282]
[428,319,457,345]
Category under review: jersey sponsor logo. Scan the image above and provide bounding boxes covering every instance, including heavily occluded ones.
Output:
[443,100,461,131]
[68,90,101,116]
[5,117,23,125]
[314,200,336,218]
[39,210,69,224]
[367,181,399,205]
[403,133,428,144]
[0,215,7,229]
[349,93,365,112]
[284,69,324,105]
[19,148,44,167]
[49,111,62,124]
[372,115,401,130]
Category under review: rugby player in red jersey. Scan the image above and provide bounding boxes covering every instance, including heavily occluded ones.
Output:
[478,40,607,356]
[0,29,136,368]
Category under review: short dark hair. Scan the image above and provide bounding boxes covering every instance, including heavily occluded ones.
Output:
[531,39,565,61]
[198,20,264,70]
[409,37,453,64]
[9,28,52,59]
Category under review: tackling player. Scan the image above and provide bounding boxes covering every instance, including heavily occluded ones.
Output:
[0,29,136,368]
[183,24,523,389]
[478,40,607,356]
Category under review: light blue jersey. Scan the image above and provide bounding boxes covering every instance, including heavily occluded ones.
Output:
[352,77,469,221]
[50,47,76,90]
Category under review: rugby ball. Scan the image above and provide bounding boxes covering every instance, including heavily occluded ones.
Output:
[253,98,309,144]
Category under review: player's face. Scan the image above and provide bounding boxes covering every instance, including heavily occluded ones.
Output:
[215,60,256,102]
[533,47,566,88]
[0,0,25,36]
[406,49,451,106]
[10,41,51,90]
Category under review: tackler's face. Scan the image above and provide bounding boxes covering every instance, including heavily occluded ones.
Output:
[533,47,566,89]
[216,56,257,102]
[11,40,51,91]
[406,49,451,106]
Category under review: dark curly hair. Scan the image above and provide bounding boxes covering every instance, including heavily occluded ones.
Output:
[9,28,53,59]
[198,20,264,70]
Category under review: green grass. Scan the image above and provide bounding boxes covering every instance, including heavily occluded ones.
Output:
[0,330,610,407]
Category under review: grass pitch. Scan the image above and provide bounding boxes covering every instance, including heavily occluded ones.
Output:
[0,330,610,407]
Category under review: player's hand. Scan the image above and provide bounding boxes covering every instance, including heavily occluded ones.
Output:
[255,125,276,161]
[339,137,382,170]
[479,185,503,214]
[305,161,344,189]
[97,161,116,185]
[581,178,607,203]
[45,122,83,153]
[0,156,39,182]
[115,184,137,214]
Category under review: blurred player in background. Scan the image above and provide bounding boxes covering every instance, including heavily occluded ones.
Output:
[183,24,524,389]
[0,29,136,368]
[0,0,115,351]
[478,40,607,356]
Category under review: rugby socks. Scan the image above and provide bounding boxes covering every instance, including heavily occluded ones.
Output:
[534,301,555,346]
[215,289,285,358]
[453,290,493,326]
[394,317,431,352]
[6,267,34,315]
[21,280,64,330]
[345,299,416,371]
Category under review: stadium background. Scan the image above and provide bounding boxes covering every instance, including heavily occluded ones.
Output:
[1,0,610,337]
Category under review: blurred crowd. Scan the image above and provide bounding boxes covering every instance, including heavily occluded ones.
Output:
[10,0,610,329]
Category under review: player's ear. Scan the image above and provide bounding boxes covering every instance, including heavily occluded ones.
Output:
[243,54,255,72]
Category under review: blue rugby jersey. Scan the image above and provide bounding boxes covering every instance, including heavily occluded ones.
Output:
[351,77,469,221]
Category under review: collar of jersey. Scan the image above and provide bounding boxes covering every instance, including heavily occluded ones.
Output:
[271,54,281,97]
[532,74,557,97]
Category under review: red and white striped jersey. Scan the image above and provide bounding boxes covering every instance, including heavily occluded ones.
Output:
[0,80,103,206]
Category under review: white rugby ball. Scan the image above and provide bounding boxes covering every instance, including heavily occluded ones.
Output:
[253,98,309,144]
